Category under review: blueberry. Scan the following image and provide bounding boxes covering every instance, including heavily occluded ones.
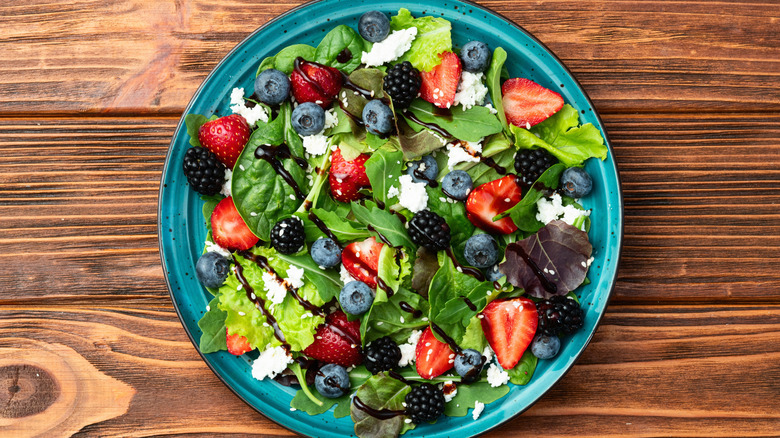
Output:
[314,363,350,398]
[362,99,394,136]
[254,69,290,106]
[559,167,593,198]
[339,281,375,316]
[406,155,438,184]
[463,234,499,268]
[291,102,325,136]
[441,170,472,200]
[311,238,342,269]
[531,334,561,360]
[195,251,230,289]
[460,41,491,73]
[358,11,390,43]
[484,264,505,282]
[454,349,484,383]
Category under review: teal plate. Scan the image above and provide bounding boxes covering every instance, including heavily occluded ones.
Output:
[159,0,623,436]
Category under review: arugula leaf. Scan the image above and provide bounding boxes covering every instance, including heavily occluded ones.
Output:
[351,374,413,438]
[184,114,217,147]
[315,25,367,73]
[390,8,452,72]
[406,100,502,142]
[364,146,404,207]
[459,315,487,352]
[291,390,345,415]
[443,381,510,417]
[360,287,429,346]
[197,296,228,353]
[350,202,416,251]
[507,350,537,385]
[485,47,508,132]
[497,163,565,232]
[274,251,342,303]
[302,207,370,243]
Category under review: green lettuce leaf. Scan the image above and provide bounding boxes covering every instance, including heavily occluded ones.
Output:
[406,99,503,142]
[497,163,565,232]
[351,374,413,438]
[485,47,508,132]
[364,146,404,207]
[197,296,228,353]
[376,245,412,297]
[390,8,452,72]
[443,381,510,417]
[360,287,429,346]
[507,350,537,385]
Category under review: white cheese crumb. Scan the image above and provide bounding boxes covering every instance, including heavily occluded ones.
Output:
[482,345,494,362]
[262,271,288,305]
[397,174,428,213]
[220,168,233,197]
[229,87,269,126]
[486,362,510,387]
[397,329,423,367]
[387,185,400,199]
[472,401,485,420]
[484,103,498,114]
[204,240,231,258]
[324,108,338,130]
[535,192,591,229]
[361,27,418,67]
[442,381,458,402]
[446,139,482,170]
[340,264,356,284]
[286,265,305,289]
[453,72,488,110]
[251,346,292,381]
[301,132,331,156]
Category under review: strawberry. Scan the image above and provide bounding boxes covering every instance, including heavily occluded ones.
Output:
[419,51,462,109]
[415,326,454,379]
[465,175,522,234]
[502,78,564,128]
[329,148,371,202]
[198,114,251,169]
[290,58,343,108]
[480,298,538,369]
[211,196,259,251]
[226,330,253,355]
[341,237,384,289]
[303,310,363,367]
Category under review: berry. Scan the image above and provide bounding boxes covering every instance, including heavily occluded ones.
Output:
[415,326,454,379]
[536,295,584,336]
[502,77,564,128]
[463,234,499,268]
[290,58,343,108]
[342,237,384,289]
[315,363,350,398]
[311,237,341,268]
[303,310,363,367]
[339,281,375,316]
[226,331,252,355]
[198,114,251,168]
[254,68,290,106]
[465,175,522,234]
[531,334,561,360]
[291,102,325,136]
[405,383,445,424]
[407,210,451,251]
[182,147,226,196]
[514,148,558,185]
[195,251,230,289]
[211,197,259,251]
[329,148,371,202]
[383,61,421,109]
[358,11,390,43]
[560,167,593,198]
[420,51,462,109]
[454,349,485,383]
[484,264,505,282]
[480,298,538,369]
[270,217,305,255]
[362,99,394,136]
[441,170,472,200]
[460,41,491,73]
[405,155,438,184]
[364,336,401,374]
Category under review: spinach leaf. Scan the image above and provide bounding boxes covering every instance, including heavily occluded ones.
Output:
[497,163,565,232]
[291,390,348,416]
[360,287,429,346]
[281,102,305,157]
[303,207,370,243]
[197,296,227,353]
[443,381,510,417]
[201,194,223,231]
[184,114,216,147]
[256,56,276,75]
[406,100,502,142]
[350,202,416,251]
[364,146,404,207]
[486,47,508,132]
[351,374,413,438]
[275,251,342,303]
[315,25,366,73]
[507,350,537,385]
[275,44,316,74]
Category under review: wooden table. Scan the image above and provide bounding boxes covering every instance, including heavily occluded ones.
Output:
[1,0,778,436]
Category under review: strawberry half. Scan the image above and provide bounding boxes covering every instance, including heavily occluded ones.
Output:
[290,57,343,108]
[465,175,522,234]
[329,148,371,203]
[226,330,253,355]
[480,298,538,369]
[198,114,251,169]
[211,196,259,251]
[415,326,454,379]
[341,237,384,289]
[419,51,462,109]
[502,78,564,128]
[303,310,363,367]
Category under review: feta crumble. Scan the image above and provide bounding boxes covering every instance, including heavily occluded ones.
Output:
[301,132,330,156]
[453,72,488,110]
[262,271,288,306]
[204,240,231,258]
[446,139,482,170]
[472,401,485,420]
[220,168,233,197]
[397,329,422,367]
[486,362,510,387]
[229,87,269,126]
[484,103,498,115]
[361,27,418,67]
[324,108,338,130]
[442,381,458,402]
[387,185,400,200]
[397,174,428,213]
[251,346,292,381]
[536,192,591,230]
[482,345,494,362]
[340,264,357,284]
[286,265,305,289]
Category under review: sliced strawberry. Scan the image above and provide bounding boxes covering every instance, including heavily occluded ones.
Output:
[329,148,371,203]
[419,51,462,109]
[198,114,250,169]
[341,237,384,289]
[465,175,522,234]
[303,310,363,367]
[226,330,253,355]
[211,196,259,251]
[415,326,454,379]
[290,57,343,108]
[502,78,564,128]
[480,298,538,369]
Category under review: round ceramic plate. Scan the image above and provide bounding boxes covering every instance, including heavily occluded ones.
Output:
[159,0,623,436]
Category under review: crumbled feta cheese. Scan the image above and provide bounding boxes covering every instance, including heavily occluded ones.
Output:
[472,401,485,420]
[442,381,457,402]
[453,72,488,110]
[446,139,482,170]
[251,346,292,381]
[397,174,428,213]
[486,362,510,387]
[484,103,498,114]
[340,264,356,284]
[220,168,233,197]
[262,271,288,305]
[324,108,338,130]
[229,87,269,125]
[482,345,494,362]
[397,329,422,367]
[204,240,231,258]
[286,265,305,289]
[535,192,591,229]
[301,133,330,156]
[387,185,400,199]
[361,27,418,67]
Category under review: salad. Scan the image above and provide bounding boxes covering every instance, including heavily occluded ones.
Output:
[181,8,608,438]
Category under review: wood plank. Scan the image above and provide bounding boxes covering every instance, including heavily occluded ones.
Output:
[0,303,777,436]
[0,0,777,114]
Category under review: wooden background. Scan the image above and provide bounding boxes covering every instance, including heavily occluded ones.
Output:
[1,0,779,436]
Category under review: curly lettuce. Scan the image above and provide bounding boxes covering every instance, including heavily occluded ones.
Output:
[390,8,452,72]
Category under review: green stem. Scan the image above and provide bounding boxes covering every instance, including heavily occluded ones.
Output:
[295,151,331,215]
[289,362,323,407]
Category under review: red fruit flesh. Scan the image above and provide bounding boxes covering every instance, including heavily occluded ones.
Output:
[226,331,253,355]
[502,78,564,128]
[303,311,363,367]
[420,51,462,109]
[415,327,454,379]
[211,197,259,251]
[329,148,371,203]
[342,237,384,289]
[290,58,343,108]
[198,114,250,168]
[480,298,538,369]
[465,175,523,234]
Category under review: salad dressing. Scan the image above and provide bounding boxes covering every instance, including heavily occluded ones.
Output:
[445,248,485,282]
[412,168,438,188]
[401,110,452,138]
[336,48,353,64]
[398,301,422,318]
[430,322,462,354]
[254,144,307,200]
[506,245,558,294]
[307,211,341,246]
[352,397,406,420]
[376,277,394,297]
[232,255,290,351]
[387,370,415,386]
[460,296,477,311]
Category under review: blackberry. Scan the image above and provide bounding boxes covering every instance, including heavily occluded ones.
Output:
[536,295,584,336]
[182,147,225,195]
[364,336,401,374]
[270,217,305,254]
[407,210,451,251]
[405,383,445,424]
[514,148,558,185]
[383,61,421,109]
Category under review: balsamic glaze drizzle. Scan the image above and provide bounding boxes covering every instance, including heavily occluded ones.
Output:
[232,255,290,351]
[352,397,406,420]
[507,245,558,294]
[254,144,307,200]
[445,248,486,282]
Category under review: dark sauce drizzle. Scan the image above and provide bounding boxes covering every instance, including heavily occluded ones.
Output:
[401,110,452,138]
[460,296,477,311]
[387,370,415,386]
[307,211,340,246]
[412,168,438,188]
[353,397,406,420]
[376,277,394,297]
[430,322,462,354]
[445,248,485,282]
[254,144,307,200]
[507,245,558,294]
[336,48,352,64]
[398,301,422,318]
[232,255,290,351]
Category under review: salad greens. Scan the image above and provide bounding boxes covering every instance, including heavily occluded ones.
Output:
[390,8,452,72]
[405,100,503,142]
